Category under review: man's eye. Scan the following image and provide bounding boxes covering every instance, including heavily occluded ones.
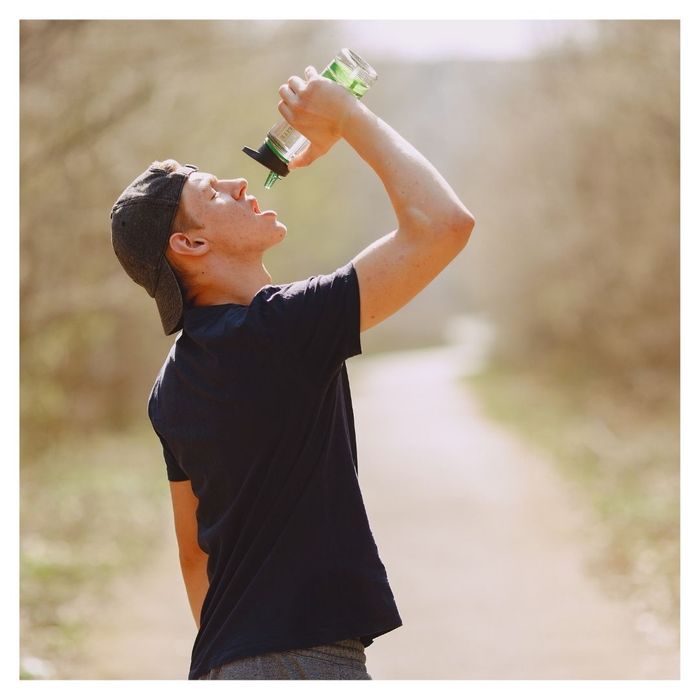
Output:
[211,191,218,199]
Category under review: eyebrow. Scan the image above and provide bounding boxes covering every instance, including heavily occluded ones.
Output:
[196,175,218,197]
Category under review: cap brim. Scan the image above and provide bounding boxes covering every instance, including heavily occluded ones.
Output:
[153,260,184,335]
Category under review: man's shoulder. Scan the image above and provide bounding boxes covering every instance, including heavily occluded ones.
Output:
[262,262,356,310]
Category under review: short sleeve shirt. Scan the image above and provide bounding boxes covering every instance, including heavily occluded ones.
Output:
[147,261,403,680]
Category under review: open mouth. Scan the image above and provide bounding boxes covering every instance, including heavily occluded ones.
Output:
[249,195,277,218]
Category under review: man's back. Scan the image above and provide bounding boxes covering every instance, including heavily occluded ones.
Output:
[148,261,402,681]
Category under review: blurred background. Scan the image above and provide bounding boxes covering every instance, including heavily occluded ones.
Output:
[19,19,679,680]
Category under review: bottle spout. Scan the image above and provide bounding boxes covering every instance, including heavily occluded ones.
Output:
[264,171,281,189]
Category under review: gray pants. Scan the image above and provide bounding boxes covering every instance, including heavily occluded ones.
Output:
[197,637,372,680]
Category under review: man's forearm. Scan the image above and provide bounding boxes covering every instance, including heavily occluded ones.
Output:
[342,101,474,241]
[180,555,209,629]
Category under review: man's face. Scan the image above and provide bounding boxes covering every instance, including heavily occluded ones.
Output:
[174,171,286,258]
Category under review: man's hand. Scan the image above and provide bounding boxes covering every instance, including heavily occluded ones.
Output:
[277,66,359,170]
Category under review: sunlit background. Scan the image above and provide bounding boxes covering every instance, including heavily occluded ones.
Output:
[19,19,679,680]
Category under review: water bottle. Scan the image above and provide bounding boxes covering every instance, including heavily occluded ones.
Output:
[243,48,378,189]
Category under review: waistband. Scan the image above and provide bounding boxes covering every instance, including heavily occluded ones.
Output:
[293,637,366,665]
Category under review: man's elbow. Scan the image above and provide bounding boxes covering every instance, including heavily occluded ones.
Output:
[179,548,208,568]
[447,208,476,245]
[401,206,475,248]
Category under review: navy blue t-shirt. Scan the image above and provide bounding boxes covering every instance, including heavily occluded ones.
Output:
[147,261,402,680]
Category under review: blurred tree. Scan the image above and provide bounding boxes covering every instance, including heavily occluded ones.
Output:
[464,20,679,414]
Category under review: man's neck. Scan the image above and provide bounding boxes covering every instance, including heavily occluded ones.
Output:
[189,260,273,307]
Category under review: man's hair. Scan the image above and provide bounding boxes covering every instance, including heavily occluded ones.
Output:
[152,159,203,304]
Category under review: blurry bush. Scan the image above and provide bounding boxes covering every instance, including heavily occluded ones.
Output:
[463,21,679,415]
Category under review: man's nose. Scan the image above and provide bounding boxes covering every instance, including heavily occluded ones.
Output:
[231,178,248,199]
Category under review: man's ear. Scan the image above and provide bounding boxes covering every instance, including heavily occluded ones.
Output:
[168,232,210,257]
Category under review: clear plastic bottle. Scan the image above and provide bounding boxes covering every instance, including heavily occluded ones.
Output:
[243,49,378,189]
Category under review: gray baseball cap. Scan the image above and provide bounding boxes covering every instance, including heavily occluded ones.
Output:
[110,162,199,335]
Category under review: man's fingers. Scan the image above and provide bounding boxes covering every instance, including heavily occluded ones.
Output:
[278,84,298,105]
[287,145,308,170]
[287,75,306,94]
[289,144,316,170]
[277,99,294,123]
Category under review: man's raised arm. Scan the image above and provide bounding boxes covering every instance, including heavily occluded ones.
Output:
[279,65,475,333]
[342,100,474,331]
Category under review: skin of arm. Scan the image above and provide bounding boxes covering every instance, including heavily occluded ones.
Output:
[169,480,209,629]
[179,553,209,629]
[341,100,475,242]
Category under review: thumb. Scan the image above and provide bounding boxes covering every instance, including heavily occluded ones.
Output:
[304,65,318,79]
[288,142,324,170]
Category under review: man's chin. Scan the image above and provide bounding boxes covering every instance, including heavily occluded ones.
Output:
[266,220,287,244]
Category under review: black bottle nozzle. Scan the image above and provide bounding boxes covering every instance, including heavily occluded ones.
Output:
[242,141,289,177]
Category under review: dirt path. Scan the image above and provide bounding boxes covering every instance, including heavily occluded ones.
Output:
[59,344,679,680]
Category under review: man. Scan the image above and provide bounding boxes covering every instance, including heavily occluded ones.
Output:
[110,65,474,681]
